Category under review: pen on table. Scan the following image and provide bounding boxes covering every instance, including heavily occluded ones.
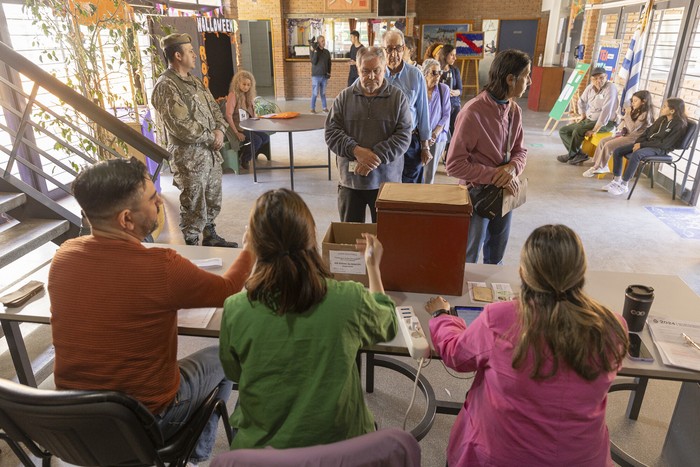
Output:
[682,333,700,351]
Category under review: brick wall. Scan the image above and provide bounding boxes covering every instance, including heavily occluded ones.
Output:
[577,0,602,94]
[235,0,550,100]
[222,0,237,18]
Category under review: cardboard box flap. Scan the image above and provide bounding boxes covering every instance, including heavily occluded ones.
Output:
[376,183,472,214]
[323,222,377,244]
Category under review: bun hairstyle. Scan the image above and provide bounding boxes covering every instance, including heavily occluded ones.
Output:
[513,225,628,381]
[246,189,332,315]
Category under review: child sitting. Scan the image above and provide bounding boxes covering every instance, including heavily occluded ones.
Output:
[583,90,654,177]
[605,97,688,196]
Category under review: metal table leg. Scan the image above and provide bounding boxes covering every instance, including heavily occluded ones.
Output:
[1,320,37,387]
[288,132,294,191]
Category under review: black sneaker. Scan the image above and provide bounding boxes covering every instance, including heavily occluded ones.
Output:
[202,225,238,248]
[568,152,590,165]
[556,154,573,163]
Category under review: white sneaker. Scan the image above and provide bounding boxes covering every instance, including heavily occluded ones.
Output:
[608,183,629,196]
[602,180,619,191]
[593,166,611,175]
[583,167,597,177]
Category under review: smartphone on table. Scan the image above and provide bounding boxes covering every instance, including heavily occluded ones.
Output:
[628,332,654,362]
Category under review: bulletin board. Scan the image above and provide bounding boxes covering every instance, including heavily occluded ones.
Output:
[420,22,472,59]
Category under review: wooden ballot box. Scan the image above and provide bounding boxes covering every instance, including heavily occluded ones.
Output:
[376,183,472,296]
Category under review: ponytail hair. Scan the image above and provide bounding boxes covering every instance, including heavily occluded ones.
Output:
[513,225,628,381]
[246,189,332,315]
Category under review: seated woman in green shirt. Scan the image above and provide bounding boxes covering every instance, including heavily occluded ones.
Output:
[219,188,398,450]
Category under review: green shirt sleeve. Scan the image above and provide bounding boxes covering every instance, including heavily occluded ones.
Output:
[219,294,243,382]
[357,289,398,346]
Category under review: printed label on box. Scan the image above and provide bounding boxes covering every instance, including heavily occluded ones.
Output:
[329,250,366,275]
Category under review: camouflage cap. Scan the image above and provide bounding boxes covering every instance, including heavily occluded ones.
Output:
[160,33,192,50]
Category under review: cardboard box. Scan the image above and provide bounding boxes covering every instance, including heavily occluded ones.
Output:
[322,222,377,286]
[376,183,471,296]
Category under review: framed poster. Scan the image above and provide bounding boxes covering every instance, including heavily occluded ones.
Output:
[420,22,471,59]
[482,19,499,57]
[455,32,484,59]
[324,0,372,13]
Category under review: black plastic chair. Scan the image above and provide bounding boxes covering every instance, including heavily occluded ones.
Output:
[0,378,232,467]
[627,119,698,200]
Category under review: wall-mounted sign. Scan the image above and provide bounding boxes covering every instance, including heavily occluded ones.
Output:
[196,16,234,33]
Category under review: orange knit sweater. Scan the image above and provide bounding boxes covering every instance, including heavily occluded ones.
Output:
[49,236,253,414]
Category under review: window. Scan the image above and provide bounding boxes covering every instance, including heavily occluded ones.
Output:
[639,7,686,109]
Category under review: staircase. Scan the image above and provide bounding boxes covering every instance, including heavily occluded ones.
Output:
[0,40,170,387]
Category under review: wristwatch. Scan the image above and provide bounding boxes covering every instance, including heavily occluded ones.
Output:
[431,308,451,319]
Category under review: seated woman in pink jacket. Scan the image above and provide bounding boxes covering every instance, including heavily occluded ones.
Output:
[425,224,629,467]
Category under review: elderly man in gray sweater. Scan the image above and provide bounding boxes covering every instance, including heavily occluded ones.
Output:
[325,46,412,223]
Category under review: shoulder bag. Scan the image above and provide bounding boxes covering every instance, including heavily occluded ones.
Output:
[469,105,527,220]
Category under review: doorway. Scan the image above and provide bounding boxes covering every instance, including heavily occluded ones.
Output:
[238,20,274,98]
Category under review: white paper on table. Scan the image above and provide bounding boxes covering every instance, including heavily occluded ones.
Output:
[328,250,366,275]
[647,315,700,372]
[178,308,216,328]
[191,258,223,269]
[467,281,488,301]
[491,282,514,301]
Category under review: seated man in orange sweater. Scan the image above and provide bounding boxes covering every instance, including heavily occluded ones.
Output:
[48,158,254,465]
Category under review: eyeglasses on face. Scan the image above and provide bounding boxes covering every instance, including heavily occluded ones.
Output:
[429,70,442,76]
[383,45,404,54]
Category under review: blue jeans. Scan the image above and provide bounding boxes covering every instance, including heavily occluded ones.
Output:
[466,210,513,264]
[242,131,270,163]
[156,346,233,463]
[402,133,424,183]
[311,75,328,111]
[612,143,667,181]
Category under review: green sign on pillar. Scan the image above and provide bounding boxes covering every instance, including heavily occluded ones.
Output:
[549,62,591,120]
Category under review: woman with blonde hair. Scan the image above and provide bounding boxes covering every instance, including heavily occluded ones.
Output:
[219,189,397,449]
[224,70,269,170]
[426,224,629,466]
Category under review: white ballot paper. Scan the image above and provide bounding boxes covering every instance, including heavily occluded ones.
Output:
[191,258,223,269]
[647,315,700,372]
[178,308,216,328]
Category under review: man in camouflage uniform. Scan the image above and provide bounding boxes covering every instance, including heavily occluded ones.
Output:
[152,33,237,247]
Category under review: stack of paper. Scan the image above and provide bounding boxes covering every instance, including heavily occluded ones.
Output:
[467,281,515,302]
[191,258,223,269]
[178,308,216,328]
[647,315,700,372]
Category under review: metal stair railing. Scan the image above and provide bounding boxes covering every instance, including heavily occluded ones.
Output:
[0,40,169,200]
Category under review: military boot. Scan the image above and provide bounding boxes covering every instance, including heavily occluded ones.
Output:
[184,235,199,246]
[202,225,238,248]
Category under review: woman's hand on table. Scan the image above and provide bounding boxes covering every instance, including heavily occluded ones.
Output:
[425,296,451,314]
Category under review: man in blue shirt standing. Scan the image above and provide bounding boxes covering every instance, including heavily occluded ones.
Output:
[382,30,431,183]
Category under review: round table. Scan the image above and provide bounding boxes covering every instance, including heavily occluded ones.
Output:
[239,113,331,190]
